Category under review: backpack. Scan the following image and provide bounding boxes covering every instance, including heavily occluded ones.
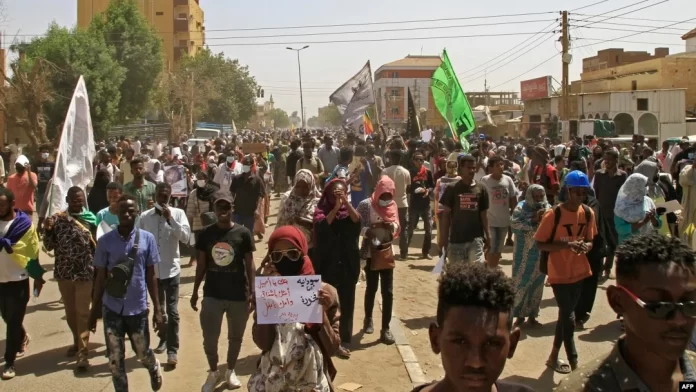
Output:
[539,205,591,275]
[105,229,140,299]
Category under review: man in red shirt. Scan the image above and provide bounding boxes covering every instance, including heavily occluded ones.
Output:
[6,155,37,215]
[531,146,560,204]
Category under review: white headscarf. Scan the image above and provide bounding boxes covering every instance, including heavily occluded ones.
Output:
[148,159,164,183]
[614,173,656,234]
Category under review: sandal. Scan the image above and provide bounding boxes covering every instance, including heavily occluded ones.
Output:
[546,358,572,374]
[336,346,351,359]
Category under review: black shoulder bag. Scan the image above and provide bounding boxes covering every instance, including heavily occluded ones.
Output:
[105,229,140,299]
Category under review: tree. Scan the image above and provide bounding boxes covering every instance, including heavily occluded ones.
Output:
[0,58,55,147]
[291,111,298,118]
[268,108,290,128]
[317,104,342,126]
[89,0,163,121]
[17,24,126,139]
[307,116,319,127]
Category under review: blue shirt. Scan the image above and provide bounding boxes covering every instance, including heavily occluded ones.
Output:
[93,228,160,315]
[96,207,119,230]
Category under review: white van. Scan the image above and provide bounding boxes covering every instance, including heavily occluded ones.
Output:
[194,128,220,140]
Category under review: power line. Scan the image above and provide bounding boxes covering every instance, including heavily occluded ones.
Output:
[574,25,686,36]
[490,53,559,89]
[456,20,559,77]
[198,31,557,47]
[463,34,557,83]
[570,19,691,31]
[571,0,610,11]
[578,37,685,46]
[571,0,660,27]
[573,15,696,49]
[14,11,560,38]
[572,12,685,23]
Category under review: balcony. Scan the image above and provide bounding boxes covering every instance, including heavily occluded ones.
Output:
[174,18,189,33]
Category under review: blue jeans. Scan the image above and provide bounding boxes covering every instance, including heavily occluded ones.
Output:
[103,307,158,392]
[408,206,432,256]
[447,238,484,263]
[157,274,180,354]
[489,226,509,254]
[232,214,255,233]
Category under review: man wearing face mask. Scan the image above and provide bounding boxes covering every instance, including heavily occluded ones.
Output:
[213,152,242,189]
[229,155,266,233]
[138,182,190,366]
[6,155,37,216]
[33,146,54,231]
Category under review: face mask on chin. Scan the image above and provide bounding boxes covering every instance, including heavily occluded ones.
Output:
[197,180,207,188]
[242,165,251,173]
[378,199,393,207]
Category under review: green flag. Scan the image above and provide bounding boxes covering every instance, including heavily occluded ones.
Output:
[431,49,476,151]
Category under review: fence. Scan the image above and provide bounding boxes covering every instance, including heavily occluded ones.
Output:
[107,123,171,141]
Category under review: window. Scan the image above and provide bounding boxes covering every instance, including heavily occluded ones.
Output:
[390,72,399,78]
[179,40,187,47]
[155,11,164,16]
[178,13,187,18]
[637,98,649,111]
[631,80,637,91]
[389,89,400,98]
[391,107,400,115]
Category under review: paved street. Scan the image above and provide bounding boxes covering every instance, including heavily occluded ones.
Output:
[0,196,621,391]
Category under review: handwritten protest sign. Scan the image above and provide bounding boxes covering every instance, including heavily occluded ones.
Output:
[255,275,323,324]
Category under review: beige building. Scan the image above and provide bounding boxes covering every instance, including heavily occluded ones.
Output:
[582,47,669,73]
[77,0,205,69]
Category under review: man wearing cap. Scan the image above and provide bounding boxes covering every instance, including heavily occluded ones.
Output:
[191,190,255,392]
[6,155,37,215]
[229,155,266,233]
[531,146,560,204]
[534,170,597,374]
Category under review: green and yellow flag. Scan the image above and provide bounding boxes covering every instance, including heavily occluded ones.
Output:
[431,49,476,151]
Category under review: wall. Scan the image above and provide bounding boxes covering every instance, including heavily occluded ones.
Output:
[77,0,110,28]
[688,37,696,53]
[373,77,444,127]
[687,122,696,135]
[661,55,696,113]
[375,69,435,80]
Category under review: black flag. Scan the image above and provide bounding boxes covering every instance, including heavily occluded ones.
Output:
[406,87,421,138]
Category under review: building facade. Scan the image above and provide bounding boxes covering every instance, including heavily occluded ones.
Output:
[373,55,446,129]
[582,47,669,73]
[684,28,696,53]
[77,0,205,69]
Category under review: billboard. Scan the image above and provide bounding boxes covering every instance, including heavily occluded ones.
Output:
[520,76,552,101]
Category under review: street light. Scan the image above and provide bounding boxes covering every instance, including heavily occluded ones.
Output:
[286,45,310,129]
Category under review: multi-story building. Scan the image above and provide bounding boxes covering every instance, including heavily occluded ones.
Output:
[582,47,670,73]
[373,55,447,129]
[77,0,205,69]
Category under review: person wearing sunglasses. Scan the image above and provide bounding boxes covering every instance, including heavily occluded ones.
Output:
[407,150,435,260]
[557,233,696,391]
[248,225,340,392]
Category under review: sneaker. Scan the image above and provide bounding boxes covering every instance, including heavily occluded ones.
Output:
[201,370,219,392]
[225,369,242,389]
[363,318,374,334]
[1,366,15,380]
[153,339,167,354]
[380,329,395,345]
[16,334,30,358]
[167,353,178,366]
[149,359,163,391]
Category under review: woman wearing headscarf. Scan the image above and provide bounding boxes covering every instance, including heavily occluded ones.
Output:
[87,169,111,215]
[148,159,164,183]
[185,171,220,266]
[313,178,360,358]
[510,184,550,327]
[272,145,289,197]
[356,177,399,345]
[249,226,340,392]
[249,154,270,240]
[614,173,662,244]
[433,152,461,247]
[277,169,320,254]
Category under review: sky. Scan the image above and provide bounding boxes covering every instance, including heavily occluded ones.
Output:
[3,0,693,120]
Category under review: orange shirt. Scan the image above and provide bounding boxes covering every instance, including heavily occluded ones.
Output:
[7,172,37,213]
[533,205,597,285]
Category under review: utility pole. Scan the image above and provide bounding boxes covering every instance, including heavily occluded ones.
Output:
[287,46,310,129]
[561,10,570,122]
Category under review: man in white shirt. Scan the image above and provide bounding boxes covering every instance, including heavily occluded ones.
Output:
[119,148,135,185]
[213,152,242,189]
[0,187,45,380]
[132,136,142,155]
[137,182,190,366]
[96,150,119,182]
[153,138,163,159]
[480,156,518,268]
[317,136,340,174]
[382,149,411,260]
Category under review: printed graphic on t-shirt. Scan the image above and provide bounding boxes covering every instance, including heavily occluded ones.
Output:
[212,242,235,267]
[490,185,510,206]
[458,193,479,210]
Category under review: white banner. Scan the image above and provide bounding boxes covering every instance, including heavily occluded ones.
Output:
[163,165,188,197]
[329,61,375,127]
[48,76,96,216]
[255,275,323,324]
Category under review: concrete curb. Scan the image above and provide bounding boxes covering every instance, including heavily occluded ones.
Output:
[379,298,427,389]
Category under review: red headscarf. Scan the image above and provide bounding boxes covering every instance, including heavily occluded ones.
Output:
[267,225,315,276]
[371,176,400,238]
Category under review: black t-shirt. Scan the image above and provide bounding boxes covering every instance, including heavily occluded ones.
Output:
[412,380,535,392]
[229,173,266,216]
[196,223,255,301]
[440,180,489,244]
[33,161,55,194]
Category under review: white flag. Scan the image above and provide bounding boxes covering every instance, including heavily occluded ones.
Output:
[329,61,375,127]
[48,76,97,216]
